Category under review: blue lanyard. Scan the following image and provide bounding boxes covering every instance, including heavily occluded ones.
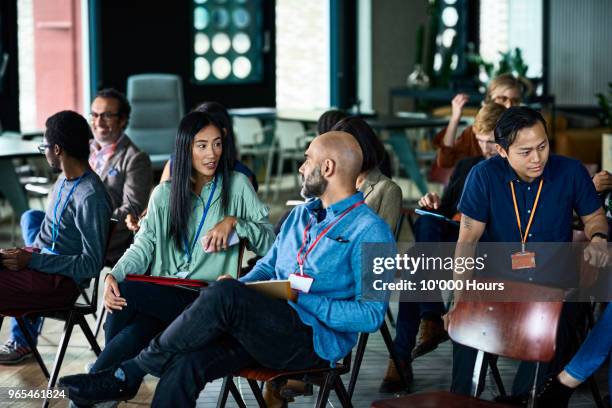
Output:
[182,176,217,264]
[51,172,88,250]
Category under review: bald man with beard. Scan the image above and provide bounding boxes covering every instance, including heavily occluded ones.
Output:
[60,132,396,407]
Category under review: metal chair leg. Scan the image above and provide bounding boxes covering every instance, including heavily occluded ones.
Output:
[348,333,368,398]
[248,379,267,408]
[380,321,411,389]
[228,378,247,408]
[76,314,101,355]
[315,374,335,408]
[488,355,506,396]
[386,308,396,328]
[334,375,353,408]
[216,377,231,408]
[94,307,106,338]
[43,314,76,408]
[15,317,49,378]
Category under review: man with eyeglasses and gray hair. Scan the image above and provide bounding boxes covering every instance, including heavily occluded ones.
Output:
[0,89,152,365]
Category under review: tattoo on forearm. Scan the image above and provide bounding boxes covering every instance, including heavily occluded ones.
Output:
[462,215,473,231]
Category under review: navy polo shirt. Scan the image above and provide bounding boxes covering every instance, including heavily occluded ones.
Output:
[458,154,601,287]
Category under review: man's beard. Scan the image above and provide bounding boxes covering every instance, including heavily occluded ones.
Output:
[300,166,327,199]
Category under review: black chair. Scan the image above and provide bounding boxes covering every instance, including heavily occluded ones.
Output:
[217,352,353,408]
[347,319,411,398]
[0,219,117,408]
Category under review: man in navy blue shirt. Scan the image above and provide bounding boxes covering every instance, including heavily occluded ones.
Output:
[448,107,609,400]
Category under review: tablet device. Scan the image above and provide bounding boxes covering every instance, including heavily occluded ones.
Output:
[414,208,458,224]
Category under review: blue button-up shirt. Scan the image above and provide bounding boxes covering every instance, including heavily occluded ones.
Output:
[458,154,601,287]
[240,192,394,364]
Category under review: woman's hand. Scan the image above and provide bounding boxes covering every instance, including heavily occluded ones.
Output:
[125,208,147,233]
[201,216,237,253]
[450,93,469,120]
[103,274,127,313]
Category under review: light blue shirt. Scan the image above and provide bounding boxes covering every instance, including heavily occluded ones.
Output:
[240,192,395,364]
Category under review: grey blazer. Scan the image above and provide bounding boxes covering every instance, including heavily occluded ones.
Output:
[97,135,152,262]
[358,167,403,234]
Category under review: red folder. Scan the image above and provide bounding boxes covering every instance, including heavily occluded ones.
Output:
[125,274,208,288]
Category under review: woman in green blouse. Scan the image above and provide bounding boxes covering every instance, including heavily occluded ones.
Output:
[89,110,275,375]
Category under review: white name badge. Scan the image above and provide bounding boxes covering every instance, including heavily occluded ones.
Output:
[289,273,314,293]
[176,271,189,279]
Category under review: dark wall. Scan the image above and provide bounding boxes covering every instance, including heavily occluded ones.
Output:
[0,0,20,131]
[95,0,276,110]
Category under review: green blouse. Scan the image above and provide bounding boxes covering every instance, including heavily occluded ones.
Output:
[111,172,275,282]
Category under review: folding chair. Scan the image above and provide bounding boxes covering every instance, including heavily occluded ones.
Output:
[0,219,117,408]
[347,319,411,398]
[371,280,564,408]
[217,352,353,408]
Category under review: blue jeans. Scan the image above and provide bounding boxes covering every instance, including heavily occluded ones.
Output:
[90,281,199,373]
[565,303,612,396]
[393,215,456,362]
[9,210,45,347]
[132,279,328,408]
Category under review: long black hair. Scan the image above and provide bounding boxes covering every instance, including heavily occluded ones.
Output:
[170,111,233,248]
[192,101,238,164]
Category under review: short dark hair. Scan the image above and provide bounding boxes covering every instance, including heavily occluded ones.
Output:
[44,110,92,162]
[494,106,548,150]
[95,88,131,127]
[331,116,385,173]
[317,109,348,135]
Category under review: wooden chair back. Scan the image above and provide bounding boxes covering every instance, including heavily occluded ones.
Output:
[448,280,563,362]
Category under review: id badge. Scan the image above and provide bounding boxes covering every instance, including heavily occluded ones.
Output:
[289,273,314,293]
[176,271,189,279]
[511,251,536,270]
[40,247,59,256]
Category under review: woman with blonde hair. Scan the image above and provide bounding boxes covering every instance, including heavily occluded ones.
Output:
[433,73,530,168]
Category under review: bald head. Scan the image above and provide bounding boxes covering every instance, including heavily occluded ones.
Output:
[312,131,363,181]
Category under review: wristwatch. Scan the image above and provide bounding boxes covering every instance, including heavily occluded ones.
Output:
[591,232,608,241]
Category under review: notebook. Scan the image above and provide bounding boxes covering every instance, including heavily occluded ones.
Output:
[245,280,292,300]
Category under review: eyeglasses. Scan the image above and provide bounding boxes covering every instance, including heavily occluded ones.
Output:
[493,95,521,106]
[37,144,51,154]
[89,112,121,121]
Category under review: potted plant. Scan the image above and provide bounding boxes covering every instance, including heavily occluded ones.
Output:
[598,83,612,171]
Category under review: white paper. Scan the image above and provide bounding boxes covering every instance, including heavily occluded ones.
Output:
[201,230,240,253]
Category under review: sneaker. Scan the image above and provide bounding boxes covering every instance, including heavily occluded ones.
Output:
[536,375,574,407]
[59,368,139,406]
[0,340,33,365]
[378,359,413,393]
[411,319,449,360]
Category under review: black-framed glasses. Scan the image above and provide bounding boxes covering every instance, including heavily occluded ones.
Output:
[37,144,51,154]
[89,112,121,121]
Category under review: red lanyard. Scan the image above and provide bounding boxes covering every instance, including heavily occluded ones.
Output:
[296,201,364,275]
